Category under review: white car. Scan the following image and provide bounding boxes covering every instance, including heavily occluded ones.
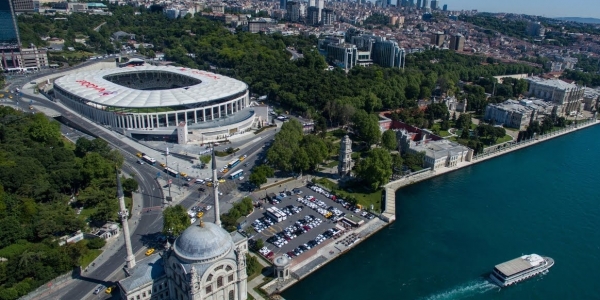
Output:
[190,218,197,224]
[206,205,212,210]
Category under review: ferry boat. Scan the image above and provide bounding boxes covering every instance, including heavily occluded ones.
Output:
[490,254,554,287]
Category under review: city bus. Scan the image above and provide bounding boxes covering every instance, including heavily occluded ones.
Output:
[164,167,178,177]
[142,155,156,165]
[228,159,240,168]
[229,170,244,180]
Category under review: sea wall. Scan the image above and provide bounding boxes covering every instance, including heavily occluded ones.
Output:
[384,119,599,206]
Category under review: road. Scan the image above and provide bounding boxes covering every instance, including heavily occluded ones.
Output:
[11,84,273,300]
[6,57,280,298]
[13,88,170,299]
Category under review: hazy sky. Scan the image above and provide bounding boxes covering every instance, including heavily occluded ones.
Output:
[443,0,600,18]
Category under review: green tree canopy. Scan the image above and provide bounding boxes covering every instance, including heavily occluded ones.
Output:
[381,129,397,151]
[355,148,392,190]
[352,110,381,146]
[162,205,190,237]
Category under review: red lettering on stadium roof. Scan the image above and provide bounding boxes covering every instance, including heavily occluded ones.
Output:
[76,80,117,96]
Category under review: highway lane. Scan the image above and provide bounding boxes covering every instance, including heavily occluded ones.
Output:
[11,92,169,299]
[12,77,274,298]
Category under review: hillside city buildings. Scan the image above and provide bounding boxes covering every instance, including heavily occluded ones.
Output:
[0,0,48,71]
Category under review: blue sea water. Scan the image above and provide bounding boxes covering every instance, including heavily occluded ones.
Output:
[283,125,600,300]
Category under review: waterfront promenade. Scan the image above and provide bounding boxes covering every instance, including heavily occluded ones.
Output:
[382,118,599,214]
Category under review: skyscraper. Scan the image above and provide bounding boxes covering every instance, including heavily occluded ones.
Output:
[11,0,34,12]
[317,0,324,22]
[449,33,465,51]
[286,1,301,22]
[443,4,447,11]
[307,6,319,25]
[430,0,439,10]
[416,0,422,9]
[421,0,429,9]
[280,0,287,10]
[0,0,20,51]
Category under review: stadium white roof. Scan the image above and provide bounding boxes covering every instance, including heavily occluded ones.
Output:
[54,65,248,108]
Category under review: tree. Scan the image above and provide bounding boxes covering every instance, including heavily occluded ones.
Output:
[162,205,190,237]
[249,165,273,187]
[121,177,139,193]
[493,127,506,143]
[86,237,106,249]
[403,151,425,171]
[392,154,403,172]
[381,130,397,151]
[254,238,264,251]
[354,148,392,190]
[199,155,211,165]
[300,135,328,171]
[352,110,381,146]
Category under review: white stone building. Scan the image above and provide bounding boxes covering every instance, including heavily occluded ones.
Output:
[397,129,472,170]
[118,223,248,300]
[527,77,585,117]
[484,98,555,130]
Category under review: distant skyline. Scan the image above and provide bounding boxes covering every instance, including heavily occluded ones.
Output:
[441,0,600,19]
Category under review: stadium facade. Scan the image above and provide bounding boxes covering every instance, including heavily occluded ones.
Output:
[53,66,256,144]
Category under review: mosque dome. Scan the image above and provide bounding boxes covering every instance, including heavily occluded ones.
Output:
[173,222,233,261]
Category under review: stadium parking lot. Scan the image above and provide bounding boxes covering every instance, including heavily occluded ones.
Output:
[246,184,375,261]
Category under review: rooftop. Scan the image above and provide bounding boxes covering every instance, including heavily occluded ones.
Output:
[412,139,469,159]
[54,65,247,108]
[119,255,165,294]
[528,77,578,90]
[495,254,544,277]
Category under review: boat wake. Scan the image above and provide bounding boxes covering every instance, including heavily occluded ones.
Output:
[421,279,499,300]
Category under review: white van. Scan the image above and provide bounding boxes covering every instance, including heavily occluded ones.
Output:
[195,178,205,184]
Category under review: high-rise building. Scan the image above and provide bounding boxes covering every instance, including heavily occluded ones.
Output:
[408,0,415,7]
[280,0,287,10]
[430,31,445,47]
[430,0,438,10]
[442,4,447,11]
[307,6,319,26]
[11,0,34,12]
[416,0,422,9]
[0,0,20,51]
[373,39,406,69]
[421,0,429,9]
[317,0,324,21]
[309,0,316,7]
[449,33,465,51]
[286,1,301,22]
[322,9,335,25]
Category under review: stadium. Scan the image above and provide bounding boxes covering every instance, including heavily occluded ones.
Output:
[53,65,257,144]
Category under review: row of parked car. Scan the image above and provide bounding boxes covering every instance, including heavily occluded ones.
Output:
[308,184,377,221]
[267,215,323,250]
[252,216,276,233]
[284,227,342,260]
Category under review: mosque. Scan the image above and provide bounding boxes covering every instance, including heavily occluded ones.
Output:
[117,152,249,300]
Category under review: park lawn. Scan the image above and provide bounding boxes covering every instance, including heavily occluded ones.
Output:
[493,134,513,145]
[430,123,451,137]
[80,249,102,268]
[322,160,338,168]
[313,178,383,212]
[50,50,94,60]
